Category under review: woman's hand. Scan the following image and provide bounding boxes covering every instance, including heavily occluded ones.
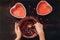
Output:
[34,22,43,34]
[15,22,21,40]
[34,22,45,40]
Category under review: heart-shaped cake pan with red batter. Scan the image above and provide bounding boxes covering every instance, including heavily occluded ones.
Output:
[36,1,53,16]
[10,3,26,18]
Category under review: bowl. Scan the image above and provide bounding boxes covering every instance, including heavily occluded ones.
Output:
[18,16,38,38]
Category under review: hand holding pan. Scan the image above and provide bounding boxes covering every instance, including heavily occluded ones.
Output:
[18,16,38,38]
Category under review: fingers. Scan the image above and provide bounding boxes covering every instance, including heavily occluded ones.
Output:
[15,22,21,32]
[18,26,21,32]
[15,22,22,39]
[34,22,43,28]
[15,22,18,29]
[15,22,19,33]
[34,22,44,34]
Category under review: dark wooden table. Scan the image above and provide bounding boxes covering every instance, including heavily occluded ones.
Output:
[0,0,60,40]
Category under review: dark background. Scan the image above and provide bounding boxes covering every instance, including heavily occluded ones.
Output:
[0,0,60,40]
